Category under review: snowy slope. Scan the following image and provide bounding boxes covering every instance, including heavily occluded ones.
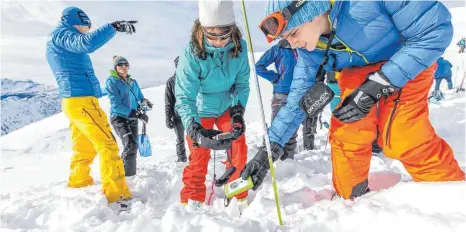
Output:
[1,78,60,135]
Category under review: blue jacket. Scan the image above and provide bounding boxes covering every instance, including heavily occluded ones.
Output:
[46,22,116,98]
[269,1,453,146]
[255,45,298,93]
[435,57,453,79]
[175,40,250,128]
[104,70,144,119]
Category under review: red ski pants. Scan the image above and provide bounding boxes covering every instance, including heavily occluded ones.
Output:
[180,110,248,203]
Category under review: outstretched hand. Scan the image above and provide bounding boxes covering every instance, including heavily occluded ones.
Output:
[111,20,138,34]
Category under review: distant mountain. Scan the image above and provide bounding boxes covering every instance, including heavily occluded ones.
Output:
[1,78,60,135]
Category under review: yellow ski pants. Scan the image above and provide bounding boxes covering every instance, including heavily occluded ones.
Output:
[62,97,131,203]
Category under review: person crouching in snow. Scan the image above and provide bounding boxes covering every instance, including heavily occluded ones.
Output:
[105,56,152,177]
[175,0,250,207]
[46,6,138,208]
[165,56,188,163]
[241,0,465,200]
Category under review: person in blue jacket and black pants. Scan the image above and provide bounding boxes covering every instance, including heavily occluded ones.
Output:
[105,56,152,177]
[256,39,317,157]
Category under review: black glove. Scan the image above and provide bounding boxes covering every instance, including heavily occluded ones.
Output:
[111,20,138,34]
[142,98,153,110]
[333,71,399,123]
[229,103,246,138]
[166,116,174,129]
[187,122,234,150]
[240,142,284,190]
[129,109,149,124]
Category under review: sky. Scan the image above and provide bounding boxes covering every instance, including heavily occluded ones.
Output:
[0,0,268,88]
[1,0,465,88]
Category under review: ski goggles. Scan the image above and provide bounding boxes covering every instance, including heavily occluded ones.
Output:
[77,10,91,28]
[202,26,233,41]
[117,62,129,67]
[259,0,308,43]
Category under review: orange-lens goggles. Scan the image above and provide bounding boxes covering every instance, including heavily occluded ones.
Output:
[259,12,288,43]
[258,0,308,43]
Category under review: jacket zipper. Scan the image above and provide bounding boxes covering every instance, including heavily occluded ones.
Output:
[86,72,95,95]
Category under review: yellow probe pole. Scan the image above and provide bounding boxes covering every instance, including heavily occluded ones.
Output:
[240,0,283,226]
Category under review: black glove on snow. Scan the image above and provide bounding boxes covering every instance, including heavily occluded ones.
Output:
[187,122,234,150]
[240,142,284,190]
[333,71,399,123]
[111,20,138,34]
[229,103,246,138]
[129,109,149,124]
[166,116,174,129]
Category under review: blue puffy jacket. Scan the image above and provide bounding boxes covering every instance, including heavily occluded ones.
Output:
[46,22,116,98]
[175,40,250,128]
[269,1,453,146]
[255,44,298,94]
[104,70,144,119]
[435,57,453,79]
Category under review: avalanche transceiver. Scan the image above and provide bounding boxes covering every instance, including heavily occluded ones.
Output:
[224,176,254,198]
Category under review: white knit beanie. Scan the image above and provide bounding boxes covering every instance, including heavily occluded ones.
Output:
[199,0,235,27]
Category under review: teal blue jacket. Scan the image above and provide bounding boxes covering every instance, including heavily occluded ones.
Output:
[175,40,250,128]
[104,70,144,119]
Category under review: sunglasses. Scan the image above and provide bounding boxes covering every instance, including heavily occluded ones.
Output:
[202,26,233,41]
[259,0,307,43]
[117,62,129,67]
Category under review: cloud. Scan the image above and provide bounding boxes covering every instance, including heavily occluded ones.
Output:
[1,0,464,88]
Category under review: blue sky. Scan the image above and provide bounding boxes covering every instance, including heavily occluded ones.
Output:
[1,1,464,88]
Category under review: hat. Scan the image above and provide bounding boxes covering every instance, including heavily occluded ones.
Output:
[199,0,235,27]
[61,7,91,27]
[266,0,330,34]
[113,55,129,69]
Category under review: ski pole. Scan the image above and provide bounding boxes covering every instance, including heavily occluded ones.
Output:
[240,0,283,226]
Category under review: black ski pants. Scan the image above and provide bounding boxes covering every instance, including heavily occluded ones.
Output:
[111,116,138,177]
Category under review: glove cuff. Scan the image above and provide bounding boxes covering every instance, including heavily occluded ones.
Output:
[230,102,245,117]
[364,71,400,99]
[261,142,284,162]
[368,71,393,87]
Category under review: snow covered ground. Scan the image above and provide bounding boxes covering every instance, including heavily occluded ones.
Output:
[1,62,465,231]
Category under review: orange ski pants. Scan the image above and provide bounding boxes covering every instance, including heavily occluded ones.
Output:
[180,110,248,203]
[330,63,465,199]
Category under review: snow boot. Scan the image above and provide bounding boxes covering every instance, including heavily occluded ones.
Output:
[109,198,132,212]
[176,155,187,163]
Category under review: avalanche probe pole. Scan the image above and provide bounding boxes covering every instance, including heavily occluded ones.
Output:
[240,0,283,226]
